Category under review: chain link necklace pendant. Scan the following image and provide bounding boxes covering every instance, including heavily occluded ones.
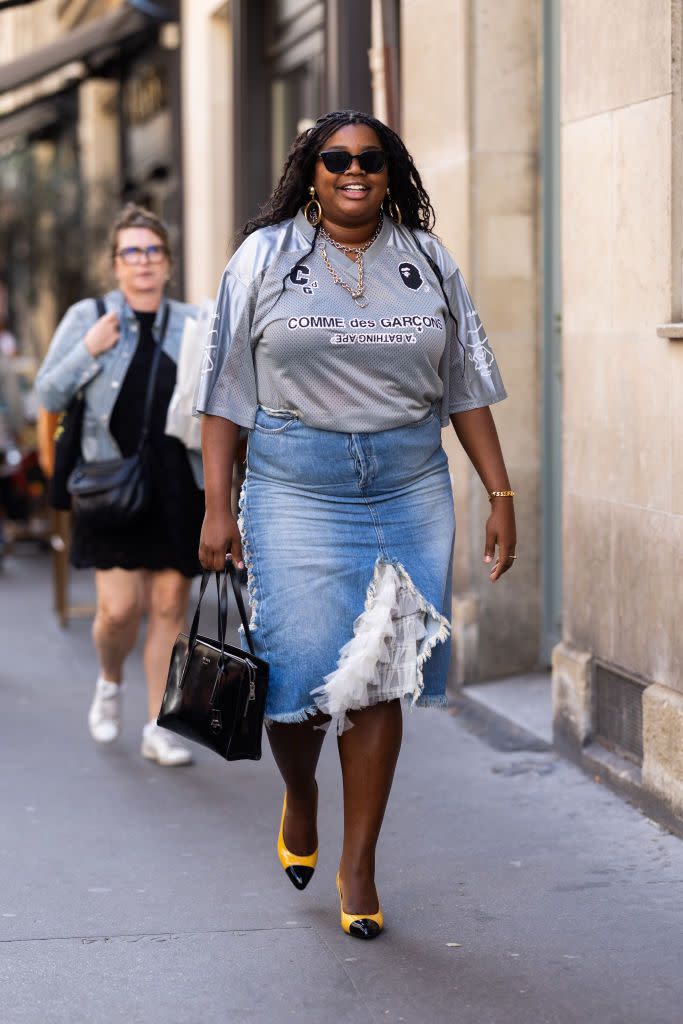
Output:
[319,242,368,305]
[318,215,382,307]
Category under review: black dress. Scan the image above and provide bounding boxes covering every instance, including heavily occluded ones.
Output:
[70,311,204,577]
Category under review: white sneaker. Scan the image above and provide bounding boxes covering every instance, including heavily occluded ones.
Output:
[88,677,121,744]
[141,721,193,767]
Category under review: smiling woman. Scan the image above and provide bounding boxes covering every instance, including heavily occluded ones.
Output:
[196,110,515,941]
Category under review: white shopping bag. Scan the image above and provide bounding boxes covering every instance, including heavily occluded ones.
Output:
[165,299,213,452]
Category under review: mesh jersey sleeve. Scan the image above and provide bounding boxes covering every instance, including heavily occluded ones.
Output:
[441,268,507,420]
[193,267,259,429]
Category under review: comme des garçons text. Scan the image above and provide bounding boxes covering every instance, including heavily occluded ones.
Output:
[286,315,444,332]
[287,315,444,345]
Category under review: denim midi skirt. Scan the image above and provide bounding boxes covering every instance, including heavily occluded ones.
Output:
[238,406,455,730]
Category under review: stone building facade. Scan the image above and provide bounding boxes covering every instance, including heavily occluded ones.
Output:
[552,0,683,821]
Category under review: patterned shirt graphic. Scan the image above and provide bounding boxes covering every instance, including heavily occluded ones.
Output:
[195,211,506,433]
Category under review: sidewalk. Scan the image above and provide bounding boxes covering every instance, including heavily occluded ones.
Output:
[1,551,681,1024]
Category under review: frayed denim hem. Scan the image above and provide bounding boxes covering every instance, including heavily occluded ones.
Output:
[412,693,449,710]
[265,705,319,728]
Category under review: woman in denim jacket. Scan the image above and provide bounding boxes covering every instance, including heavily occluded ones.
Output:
[36,204,204,766]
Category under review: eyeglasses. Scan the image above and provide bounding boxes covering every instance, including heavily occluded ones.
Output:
[116,245,168,265]
[318,150,386,174]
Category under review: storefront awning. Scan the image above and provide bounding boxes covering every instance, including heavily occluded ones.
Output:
[0,96,62,144]
[0,5,153,95]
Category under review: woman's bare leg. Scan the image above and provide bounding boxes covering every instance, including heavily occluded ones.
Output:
[143,569,193,721]
[337,699,402,912]
[92,568,144,682]
[267,716,330,855]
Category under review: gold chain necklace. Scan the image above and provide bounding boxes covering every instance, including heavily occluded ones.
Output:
[318,215,383,308]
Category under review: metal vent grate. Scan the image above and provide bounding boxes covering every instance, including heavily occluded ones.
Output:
[595,663,646,764]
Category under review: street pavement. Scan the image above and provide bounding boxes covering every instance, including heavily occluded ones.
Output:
[1,550,682,1024]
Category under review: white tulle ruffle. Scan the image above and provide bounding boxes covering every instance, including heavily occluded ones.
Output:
[311,559,450,733]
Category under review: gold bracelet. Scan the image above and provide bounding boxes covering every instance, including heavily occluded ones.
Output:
[488,490,515,501]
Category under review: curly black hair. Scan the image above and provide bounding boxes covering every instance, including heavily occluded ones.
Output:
[243,110,436,235]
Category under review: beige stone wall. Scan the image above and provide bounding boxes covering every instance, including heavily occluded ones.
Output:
[78,79,122,292]
[0,0,61,62]
[400,0,542,681]
[181,0,234,303]
[561,0,683,690]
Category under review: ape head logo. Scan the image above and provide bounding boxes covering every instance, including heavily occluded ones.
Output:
[398,262,423,289]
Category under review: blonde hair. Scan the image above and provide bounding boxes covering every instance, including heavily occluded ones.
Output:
[110,203,171,264]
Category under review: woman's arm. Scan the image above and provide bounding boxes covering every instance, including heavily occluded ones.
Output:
[198,414,244,571]
[36,303,119,411]
[450,406,517,582]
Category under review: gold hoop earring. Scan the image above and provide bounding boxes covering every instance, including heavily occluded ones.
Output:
[304,185,322,227]
[385,188,402,225]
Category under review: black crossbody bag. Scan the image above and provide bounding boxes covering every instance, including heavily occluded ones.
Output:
[66,304,169,529]
[158,563,269,761]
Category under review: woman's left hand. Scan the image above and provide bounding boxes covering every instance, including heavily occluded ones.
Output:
[484,498,517,582]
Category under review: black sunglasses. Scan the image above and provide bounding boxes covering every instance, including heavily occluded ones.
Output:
[318,150,386,174]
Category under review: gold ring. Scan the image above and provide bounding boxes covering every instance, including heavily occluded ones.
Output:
[508,555,517,560]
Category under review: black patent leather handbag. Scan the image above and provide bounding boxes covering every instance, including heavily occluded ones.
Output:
[157,563,269,761]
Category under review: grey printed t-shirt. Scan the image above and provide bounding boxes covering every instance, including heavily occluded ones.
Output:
[195,210,506,432]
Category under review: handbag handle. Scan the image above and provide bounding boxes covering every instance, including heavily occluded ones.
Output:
[220,560,256,657]
[187,561,255,660]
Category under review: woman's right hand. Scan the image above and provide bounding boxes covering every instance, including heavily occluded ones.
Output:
[199,508,244,572]
[84,311,120,356]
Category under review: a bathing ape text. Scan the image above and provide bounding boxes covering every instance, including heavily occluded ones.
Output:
[330,333,417,345]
